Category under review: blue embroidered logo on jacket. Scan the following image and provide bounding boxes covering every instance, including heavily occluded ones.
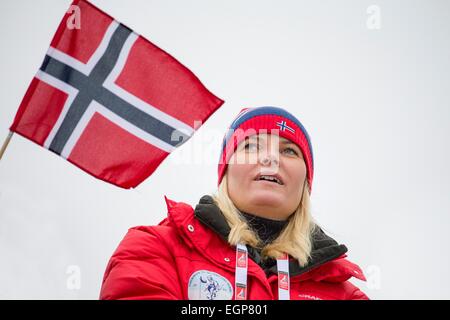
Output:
[188,270,233,300]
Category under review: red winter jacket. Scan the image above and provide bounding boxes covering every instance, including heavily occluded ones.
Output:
[100,195,369,300]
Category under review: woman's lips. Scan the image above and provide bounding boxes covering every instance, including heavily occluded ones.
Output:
[254,172,284,185]
[253,180,283,187]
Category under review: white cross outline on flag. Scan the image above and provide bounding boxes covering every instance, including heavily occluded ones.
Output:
[36,20,194,159]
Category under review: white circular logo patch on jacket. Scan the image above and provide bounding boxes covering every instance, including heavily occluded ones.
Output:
[188,270,233,300]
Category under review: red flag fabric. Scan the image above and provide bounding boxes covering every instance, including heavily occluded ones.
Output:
[10,0,224,188]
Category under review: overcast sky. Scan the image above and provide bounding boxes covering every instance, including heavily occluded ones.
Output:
[1,0,449,299]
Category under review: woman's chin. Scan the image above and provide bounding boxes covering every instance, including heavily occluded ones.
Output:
[247,189,285,206]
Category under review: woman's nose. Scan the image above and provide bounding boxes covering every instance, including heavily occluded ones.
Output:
[259,151,279,167]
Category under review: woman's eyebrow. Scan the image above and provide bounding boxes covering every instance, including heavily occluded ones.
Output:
[280,140,296,146]
[247,135,264,142]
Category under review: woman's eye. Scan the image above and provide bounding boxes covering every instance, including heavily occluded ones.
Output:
[244,142,259,151]
[283,147,298,156]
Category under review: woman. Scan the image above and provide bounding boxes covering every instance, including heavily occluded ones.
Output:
[99,106,369,300]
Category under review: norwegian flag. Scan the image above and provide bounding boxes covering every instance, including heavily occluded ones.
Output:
[9,0,224,188]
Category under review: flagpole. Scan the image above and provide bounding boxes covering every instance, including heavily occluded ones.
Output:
[0,131,13,161]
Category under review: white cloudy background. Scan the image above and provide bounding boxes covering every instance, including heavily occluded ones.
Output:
[0,0,449,299]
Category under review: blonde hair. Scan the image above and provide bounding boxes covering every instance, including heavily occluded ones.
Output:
[211,174,317,267]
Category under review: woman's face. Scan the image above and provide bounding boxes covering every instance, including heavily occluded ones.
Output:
[227,133,307,221]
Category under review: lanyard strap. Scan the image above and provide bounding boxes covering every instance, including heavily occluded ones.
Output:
[277,253,290,300]
[235,243,248,300]
[235,244,290,300]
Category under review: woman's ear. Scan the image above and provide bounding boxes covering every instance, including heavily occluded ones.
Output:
[299,178,308,206]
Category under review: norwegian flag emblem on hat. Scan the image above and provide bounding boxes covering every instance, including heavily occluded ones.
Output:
[9,0,224,188]
[276,120,295,133]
